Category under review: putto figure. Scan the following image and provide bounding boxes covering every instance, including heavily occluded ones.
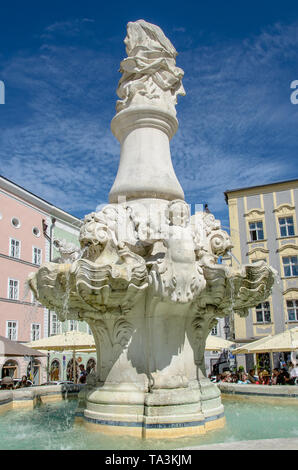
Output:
[150,200,206,303]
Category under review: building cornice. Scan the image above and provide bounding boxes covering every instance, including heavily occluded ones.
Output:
[247,247,269,256]
[276,244,298,253]
[247,239,268,245]
[283,287,298,296]
[0,175,83,229]
[276,235,298,241]
[0,252,40,268]
[0,297,42,307]
[224,179,298,203]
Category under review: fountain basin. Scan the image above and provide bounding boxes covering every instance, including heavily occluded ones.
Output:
[0,388,298,450]
[0,384,84,413]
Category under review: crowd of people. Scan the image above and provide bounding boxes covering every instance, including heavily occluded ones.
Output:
[1,362,91,390]
[65,360,95,384]
[210,362,298,385]
[0,375,31,390]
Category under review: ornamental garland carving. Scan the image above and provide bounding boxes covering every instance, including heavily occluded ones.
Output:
[273,204,295,214]
[28,199,276,338]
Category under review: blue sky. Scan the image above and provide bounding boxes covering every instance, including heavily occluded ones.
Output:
[0,0,297,229]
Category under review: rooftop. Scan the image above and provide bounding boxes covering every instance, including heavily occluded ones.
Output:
[224,178,298,204]
[0,175,82,227]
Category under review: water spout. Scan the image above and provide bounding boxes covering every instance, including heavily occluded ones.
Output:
[227,251,241,266]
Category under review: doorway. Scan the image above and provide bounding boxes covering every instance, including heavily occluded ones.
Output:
[2,359,18,378]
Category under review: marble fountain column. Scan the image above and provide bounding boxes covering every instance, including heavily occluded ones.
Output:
[28,20,275,439]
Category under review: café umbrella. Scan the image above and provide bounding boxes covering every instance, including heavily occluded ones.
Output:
[76,335,236,354]
[25,331,95,383]
[0,335,46,383]
[205,335,235,351]
[26,331,235,380]
[232,327,298,369]
[232,327,298,354]
[0,335,46,358]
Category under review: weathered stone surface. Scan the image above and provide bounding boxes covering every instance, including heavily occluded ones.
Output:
[28,20,276,438]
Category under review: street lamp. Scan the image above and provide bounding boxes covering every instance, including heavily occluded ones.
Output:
[223,319,231,371]
[223,319,230,340]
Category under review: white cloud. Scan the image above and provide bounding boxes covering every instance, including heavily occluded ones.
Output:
[0,19,297,224]
[169,21,298,221]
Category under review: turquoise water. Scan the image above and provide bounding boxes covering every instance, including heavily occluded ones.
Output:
[0,396,298,450]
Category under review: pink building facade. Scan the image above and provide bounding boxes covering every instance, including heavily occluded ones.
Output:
[0,176,81,383]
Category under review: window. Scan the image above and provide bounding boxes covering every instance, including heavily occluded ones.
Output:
[32,247,42,265]
[283,256,298,277]
[32,227,40,237]
[8,279,19,300]
[9,238,20,258]
[279,217,295,237]
[31,323,41,341]
[249,221,264,241]
[51,313,61,335]
[6,321,17,341]
[69,320,78,331]
[87,325,93,335]
[11,217,20,228]
[287,300,298,322]
[211,325,218,335]
[256,302,271,323]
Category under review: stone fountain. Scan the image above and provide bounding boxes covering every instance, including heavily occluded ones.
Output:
[28,20,275,439]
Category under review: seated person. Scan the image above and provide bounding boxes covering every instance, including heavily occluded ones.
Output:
[0,376,14,390]
[16,375,30,388]
[237,373,250,384]
[259,370,270,385]
[79,364,87,384]
[280,367,294,385]
[247,369,257,384]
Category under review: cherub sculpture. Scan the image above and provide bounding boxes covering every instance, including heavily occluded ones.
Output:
[150,200,206,303]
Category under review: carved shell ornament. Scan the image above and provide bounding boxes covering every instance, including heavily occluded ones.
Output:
[209,231,234,257]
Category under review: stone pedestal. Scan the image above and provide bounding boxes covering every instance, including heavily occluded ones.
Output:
[77,303,225,438]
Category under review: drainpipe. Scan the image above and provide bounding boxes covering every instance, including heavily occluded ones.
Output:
[42,217,56,381]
